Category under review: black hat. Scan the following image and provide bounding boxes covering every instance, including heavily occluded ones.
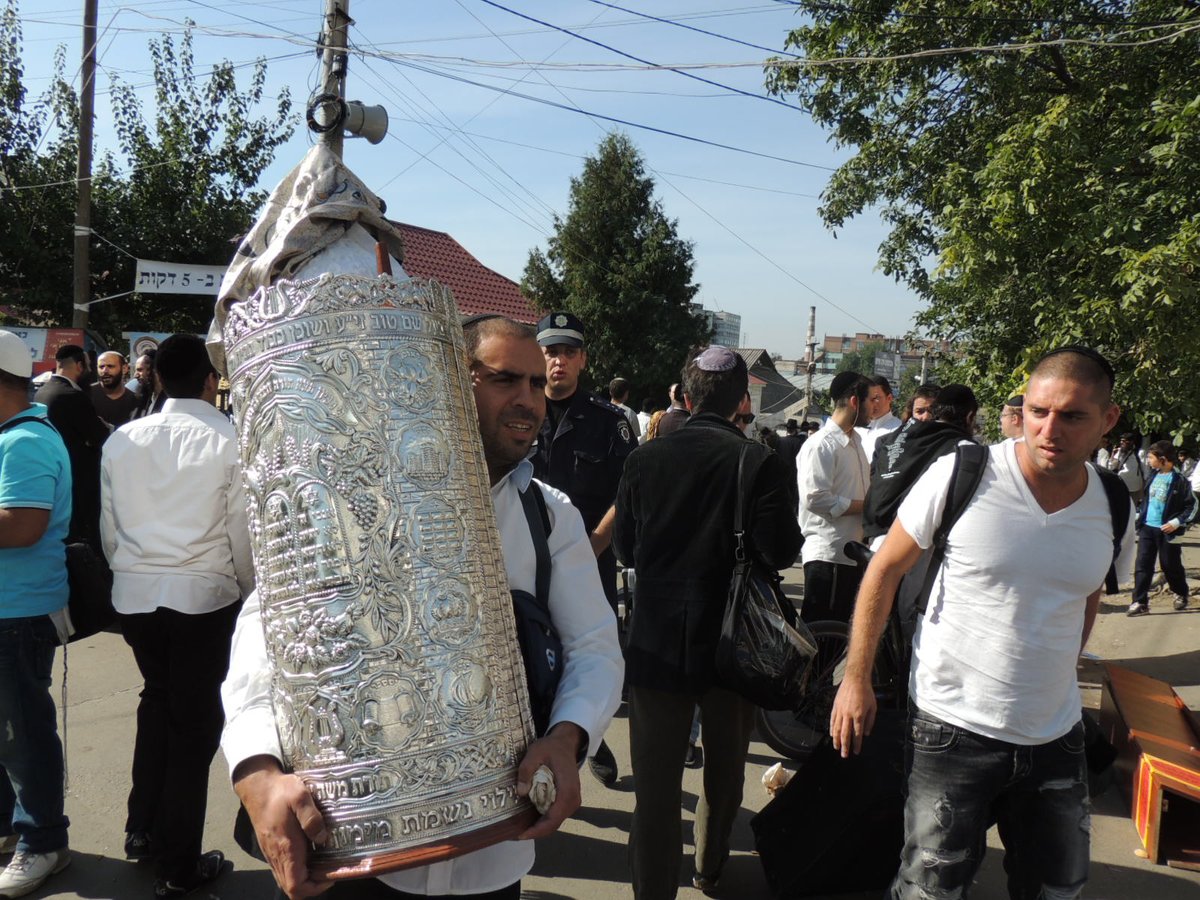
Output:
[536,312,585,348]
[1004,394,1024,408]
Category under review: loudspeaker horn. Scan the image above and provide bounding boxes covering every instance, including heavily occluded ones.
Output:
[344,101,389,144]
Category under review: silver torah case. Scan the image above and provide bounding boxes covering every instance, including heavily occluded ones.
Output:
[222,272,538,877]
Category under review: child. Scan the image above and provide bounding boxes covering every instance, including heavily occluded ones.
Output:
[1128,441,1198,616]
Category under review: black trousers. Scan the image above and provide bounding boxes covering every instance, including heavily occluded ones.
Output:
[120,602,240,882]
[1132,527,1189,606]
[273,881,520,899]
[800,560,862,624]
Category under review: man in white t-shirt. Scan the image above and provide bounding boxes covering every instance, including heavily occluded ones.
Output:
[830,347,1132,900]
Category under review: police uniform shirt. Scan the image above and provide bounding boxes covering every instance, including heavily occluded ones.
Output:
[533,389,637,534]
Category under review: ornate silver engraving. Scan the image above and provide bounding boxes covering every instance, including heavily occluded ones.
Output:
[223,273,536,868]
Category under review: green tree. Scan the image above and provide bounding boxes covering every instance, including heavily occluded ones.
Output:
[0,1,78,320]
[90,26,294,342]
[767,2,1200,439]
[835,339,886,376]
[0,7,294,341]
[522,133,710,399]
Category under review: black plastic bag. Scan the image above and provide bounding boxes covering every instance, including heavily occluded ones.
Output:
[715,443,817,710]
[717,560,816,710]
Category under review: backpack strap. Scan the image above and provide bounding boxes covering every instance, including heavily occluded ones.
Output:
[914,442,989,616]
[0,415,56,435]
[1093,464,1131,564]
[518,479,552,608]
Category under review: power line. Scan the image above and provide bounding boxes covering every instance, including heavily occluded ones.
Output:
[579,0,803,58]
[474,0,803,112]
[365,54,832,170]
[452,3,872,336]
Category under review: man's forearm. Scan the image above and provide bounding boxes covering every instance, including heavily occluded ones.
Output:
[590,505,616,556]
[843,563,900,682]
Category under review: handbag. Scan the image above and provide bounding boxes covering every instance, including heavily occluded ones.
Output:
[716,443,817,710]
[0,414,115,642]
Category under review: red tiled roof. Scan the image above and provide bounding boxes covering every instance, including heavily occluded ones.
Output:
[391,222,539,324]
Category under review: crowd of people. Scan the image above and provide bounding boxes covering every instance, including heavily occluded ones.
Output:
[0,318,1192,900]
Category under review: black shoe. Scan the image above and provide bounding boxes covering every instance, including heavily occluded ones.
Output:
[684,743,704,769]
[693,871,720,895]
[124,831,152,862]
[588,740,619,787]
[153,850,228,897]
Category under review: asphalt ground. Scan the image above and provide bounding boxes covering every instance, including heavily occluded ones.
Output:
[29,539,1200,900]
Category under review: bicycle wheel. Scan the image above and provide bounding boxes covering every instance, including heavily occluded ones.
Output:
[754,619,851,760]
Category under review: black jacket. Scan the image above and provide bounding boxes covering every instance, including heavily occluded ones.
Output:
[613,413,803,693]
[862,420,970,542]
[533,389,636,534]
[34,375,109,545]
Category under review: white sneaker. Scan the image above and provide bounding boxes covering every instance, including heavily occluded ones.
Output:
[0,847,70,898]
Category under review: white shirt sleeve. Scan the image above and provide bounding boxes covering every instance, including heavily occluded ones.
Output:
[800,437,852,519]
[225,444,255,600]
[220,589,282,774]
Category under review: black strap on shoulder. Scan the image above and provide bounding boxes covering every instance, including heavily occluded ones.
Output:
[914,442,989,615]
[1093,464,1131,564]
[733,442,751,563]
[518,479,552,608]
[0,415,56,435]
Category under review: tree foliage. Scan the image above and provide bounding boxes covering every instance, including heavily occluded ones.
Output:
[0,3,294,341]
[521,133,710,399]
[0,1,78,321]
[768,1,1200,439]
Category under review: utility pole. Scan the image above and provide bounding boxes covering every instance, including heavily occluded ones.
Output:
[71,0,98,329]
[315,0,352,159]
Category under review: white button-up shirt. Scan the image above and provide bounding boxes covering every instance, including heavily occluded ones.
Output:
[100,398,253,614]
[797,419,870,565]
[857,412,902,469]
[220,458,624,895]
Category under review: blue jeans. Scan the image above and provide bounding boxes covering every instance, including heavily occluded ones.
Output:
[0,615,69,854]
[891,708,1090,900]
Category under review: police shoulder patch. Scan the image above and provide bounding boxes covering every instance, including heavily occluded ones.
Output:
[617,419,632,444]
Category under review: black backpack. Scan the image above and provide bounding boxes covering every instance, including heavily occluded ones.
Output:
[0,414,115,642]
[514,480,564,737]
[898,443,1131,638]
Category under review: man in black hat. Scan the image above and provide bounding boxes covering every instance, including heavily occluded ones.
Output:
[533,311,637,786]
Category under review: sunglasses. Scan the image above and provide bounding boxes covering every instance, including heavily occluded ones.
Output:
[737,413,756,426]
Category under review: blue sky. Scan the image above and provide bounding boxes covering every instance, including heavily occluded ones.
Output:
[16,0,925,357]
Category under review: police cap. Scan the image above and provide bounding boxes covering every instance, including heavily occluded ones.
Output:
[536,312,585,348]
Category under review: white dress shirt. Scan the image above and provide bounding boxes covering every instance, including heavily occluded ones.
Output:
[857,412,902,469]
[220,458,624,895]
[100,398,253,615]
[797,419,870,565]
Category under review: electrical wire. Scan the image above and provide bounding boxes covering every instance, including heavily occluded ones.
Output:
[451,3,876,335]
[474,0,803,111]
[578,0,803,58]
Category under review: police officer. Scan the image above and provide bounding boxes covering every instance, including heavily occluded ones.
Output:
[534,311,636,787]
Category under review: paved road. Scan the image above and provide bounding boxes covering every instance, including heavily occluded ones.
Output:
[33,540,1200,899]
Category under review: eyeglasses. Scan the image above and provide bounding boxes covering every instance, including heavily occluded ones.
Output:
[737,413,756,425]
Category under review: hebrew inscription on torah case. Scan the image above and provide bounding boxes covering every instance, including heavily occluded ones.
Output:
[223,273,537,877]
